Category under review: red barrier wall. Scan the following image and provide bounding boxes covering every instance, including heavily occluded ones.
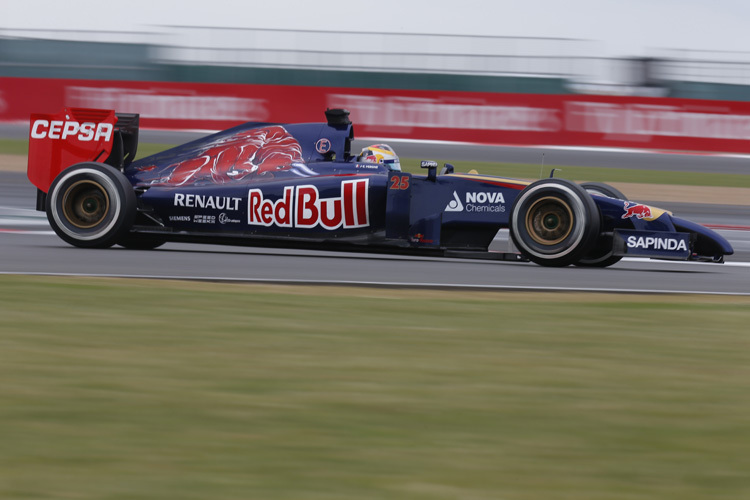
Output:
[3,76,750,153]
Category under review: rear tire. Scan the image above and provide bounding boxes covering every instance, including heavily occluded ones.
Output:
[510,179,600,267]
[46,163,136,248]
[576,182,626,267]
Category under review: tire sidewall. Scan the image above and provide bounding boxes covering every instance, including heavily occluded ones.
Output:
[510,179,600,266]
[46,163,135,248]
[577,182,626,267]
[580,181,626,201]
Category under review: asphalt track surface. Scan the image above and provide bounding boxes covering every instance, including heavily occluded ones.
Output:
[1,128,749,294]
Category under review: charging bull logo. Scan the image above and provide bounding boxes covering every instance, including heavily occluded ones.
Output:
[622,202,653,220]
[248,178,369,230]
[140,126,303,186]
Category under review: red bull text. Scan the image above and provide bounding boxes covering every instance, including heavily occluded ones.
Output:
[248,179,369,230]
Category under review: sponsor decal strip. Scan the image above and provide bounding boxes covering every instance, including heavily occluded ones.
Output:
[30,119,113,142]
[445,190,507,213]
[174,193,242,211]
[248,178,369,230]
[615,229,691,259]
[626,235,688,252]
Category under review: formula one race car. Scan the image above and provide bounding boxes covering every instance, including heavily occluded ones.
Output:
[27,107,733,267]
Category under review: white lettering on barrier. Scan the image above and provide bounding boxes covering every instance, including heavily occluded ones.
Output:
[328,94,561,132]
[566,102,750,140]
[330,94,750,142]
[66,86,269,122]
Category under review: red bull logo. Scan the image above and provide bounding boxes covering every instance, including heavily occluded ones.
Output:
[622,201,653,220]
[248,178,369,230]
[138,126,303,186]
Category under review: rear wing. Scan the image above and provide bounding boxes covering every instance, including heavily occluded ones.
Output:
[28,108,139,207]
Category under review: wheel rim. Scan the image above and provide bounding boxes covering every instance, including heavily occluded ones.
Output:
[525,196,573,246]
[61,180,110,229]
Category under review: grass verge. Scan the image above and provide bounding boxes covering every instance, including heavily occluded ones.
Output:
[0,139,33,156]
[1,275,749,500]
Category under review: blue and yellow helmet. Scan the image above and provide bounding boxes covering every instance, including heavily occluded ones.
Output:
[357,144,400,171]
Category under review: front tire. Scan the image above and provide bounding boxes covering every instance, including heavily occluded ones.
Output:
[46,163,136,248]
[510,179,600,267]
[576,182,626,267]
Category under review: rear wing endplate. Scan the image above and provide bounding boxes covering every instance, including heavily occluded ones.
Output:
[28,108,139,198]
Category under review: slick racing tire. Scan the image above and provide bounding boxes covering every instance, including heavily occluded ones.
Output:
[46,163,136,248]
[510,178,600,267]
[580,181,626,201]
[575,182,626,268]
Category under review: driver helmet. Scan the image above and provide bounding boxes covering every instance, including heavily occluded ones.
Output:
[357,144,401,171]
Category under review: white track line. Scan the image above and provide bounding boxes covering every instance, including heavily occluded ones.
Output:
[0,271,748,295]
[0,229,55,234]
[622,258,750,268]
[0,219,51,226]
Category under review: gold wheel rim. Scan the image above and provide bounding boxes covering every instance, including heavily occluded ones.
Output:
[525,196,573,246]
[61,180,110,229]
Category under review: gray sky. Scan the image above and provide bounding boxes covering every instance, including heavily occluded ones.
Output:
[4,0,750,58]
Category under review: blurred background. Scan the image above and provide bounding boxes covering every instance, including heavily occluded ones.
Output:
[3,0,750,150]
[3,5,750,499]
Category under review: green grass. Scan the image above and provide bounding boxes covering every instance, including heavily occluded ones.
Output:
[0,139,161,159]
[0,140,173,163]
[5,138,750,187]
[0,139,33,156]
[135,142,179,159]
[1,275,749,500]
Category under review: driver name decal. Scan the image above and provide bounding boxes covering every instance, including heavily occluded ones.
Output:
[248,179,369,230]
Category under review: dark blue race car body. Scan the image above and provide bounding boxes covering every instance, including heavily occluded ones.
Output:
[28,108,733,267]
